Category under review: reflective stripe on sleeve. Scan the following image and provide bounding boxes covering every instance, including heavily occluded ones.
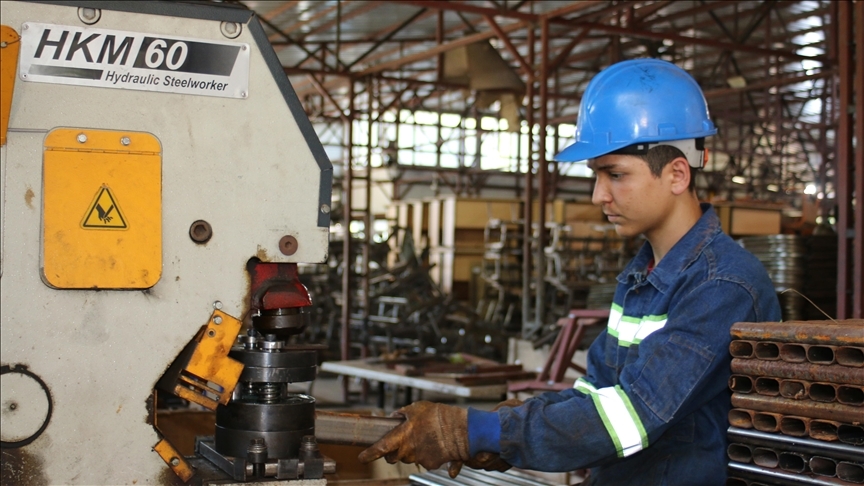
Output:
[607,303,667,347]
[573,378,648,458]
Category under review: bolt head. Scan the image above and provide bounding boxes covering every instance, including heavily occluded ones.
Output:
[170,457,180,466]
[120,136,131,146]
[213,301,223,310]
[76,133,87,143]
[213,316,223,325]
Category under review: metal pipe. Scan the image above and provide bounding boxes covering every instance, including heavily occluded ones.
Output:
[730,340,755,358]
[838,424,864,446]
[729,408,755,429]
[731,394,863,424]
[778,452,808,474]
[730,375,754,393]
[807,345,837,365]
[755,342,780,360]
[810,419,840,442]
[854,0,864,319]
[837,385,864,406]
[314,411,403,447]
[810,456,838,478]
[752,447,779,468]
[520,25,534,338]
[780,343,807,362]
[729,427,864,463]
[837,347,864,367]
[533,15,549,336]
[779,380,808,400]
[730,320,864,347]
[779,416,810,437]
[837,461,864,483]
[727,443,754,464]
[752,412,782,433]
[731,359,864,386]
[809,382,838,402]
[754,377,780,396]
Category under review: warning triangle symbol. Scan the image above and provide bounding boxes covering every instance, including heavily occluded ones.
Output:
[82,185,128,229]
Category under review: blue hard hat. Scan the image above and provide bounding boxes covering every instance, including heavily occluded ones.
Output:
[555,59,716,162]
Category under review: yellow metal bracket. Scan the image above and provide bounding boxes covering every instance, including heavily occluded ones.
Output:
[156,310,244,410]
[153,437,194,483]
[1,25,21,146]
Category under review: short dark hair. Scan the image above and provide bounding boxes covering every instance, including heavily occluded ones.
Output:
[638,145,697,191]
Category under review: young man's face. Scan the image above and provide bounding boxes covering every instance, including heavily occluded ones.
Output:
[588,154,673,239]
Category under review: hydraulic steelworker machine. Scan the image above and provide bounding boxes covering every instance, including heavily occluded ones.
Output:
[0,1,359,484]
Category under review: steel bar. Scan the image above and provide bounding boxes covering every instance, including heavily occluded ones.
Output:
[838,462,864,483]
[732,394,863,424]
[729,462,855,485]
[729,427,864,463]
[314,411,403,447]
[730,321,864,347]
[731,359,864,386]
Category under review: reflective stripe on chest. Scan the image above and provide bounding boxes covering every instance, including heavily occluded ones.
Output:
[608,303,668,347]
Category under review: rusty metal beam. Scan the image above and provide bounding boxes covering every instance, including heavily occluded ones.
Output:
[703,70,833,99]
[730,320,864,346]
[561,20,817,62]
[854,0,864,318]
[307,75,350,123]
[837,1,853,319]
[398,0,537,22]
[347,7,428,69]
[484,15,533,80]
[356,20,525,77]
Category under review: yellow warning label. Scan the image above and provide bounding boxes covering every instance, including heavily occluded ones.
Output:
[81,185,127,229]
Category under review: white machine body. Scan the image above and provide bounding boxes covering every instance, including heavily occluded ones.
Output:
[0,1,331,483]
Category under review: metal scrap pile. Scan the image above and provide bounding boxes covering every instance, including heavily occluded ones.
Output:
[726,319,864,484]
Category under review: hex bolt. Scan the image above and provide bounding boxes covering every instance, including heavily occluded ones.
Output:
[213,301,223,310]
[213,316,223,325]
[189,220,213,244]
[76,133,87,143]
[320,204,331,214]
[120,136,131,146]
[279,235,298,256]
[170,457,180,467]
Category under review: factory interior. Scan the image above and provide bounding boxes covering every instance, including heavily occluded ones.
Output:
[0,1,862,485]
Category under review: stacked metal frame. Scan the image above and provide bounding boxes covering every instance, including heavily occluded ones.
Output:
[727,320,864,485]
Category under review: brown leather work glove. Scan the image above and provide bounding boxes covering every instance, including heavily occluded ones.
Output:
[358,401,470,476]
[447,397,524,478]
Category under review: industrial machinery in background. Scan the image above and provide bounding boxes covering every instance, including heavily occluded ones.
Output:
[0,1,341,484]
[726,320,864,484]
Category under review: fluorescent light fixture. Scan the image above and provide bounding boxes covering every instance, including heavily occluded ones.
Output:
[804,183,817,195]
[732,176,746,184]
[726,76,747,88]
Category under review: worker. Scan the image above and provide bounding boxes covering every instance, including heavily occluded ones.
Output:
[358,59,781,485]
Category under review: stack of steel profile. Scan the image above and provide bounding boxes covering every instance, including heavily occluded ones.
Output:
[727,319,864,485]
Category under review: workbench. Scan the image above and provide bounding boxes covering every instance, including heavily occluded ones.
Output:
[320,359,509,409]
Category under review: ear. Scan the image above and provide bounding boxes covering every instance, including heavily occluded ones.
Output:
[666,156,691,196]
